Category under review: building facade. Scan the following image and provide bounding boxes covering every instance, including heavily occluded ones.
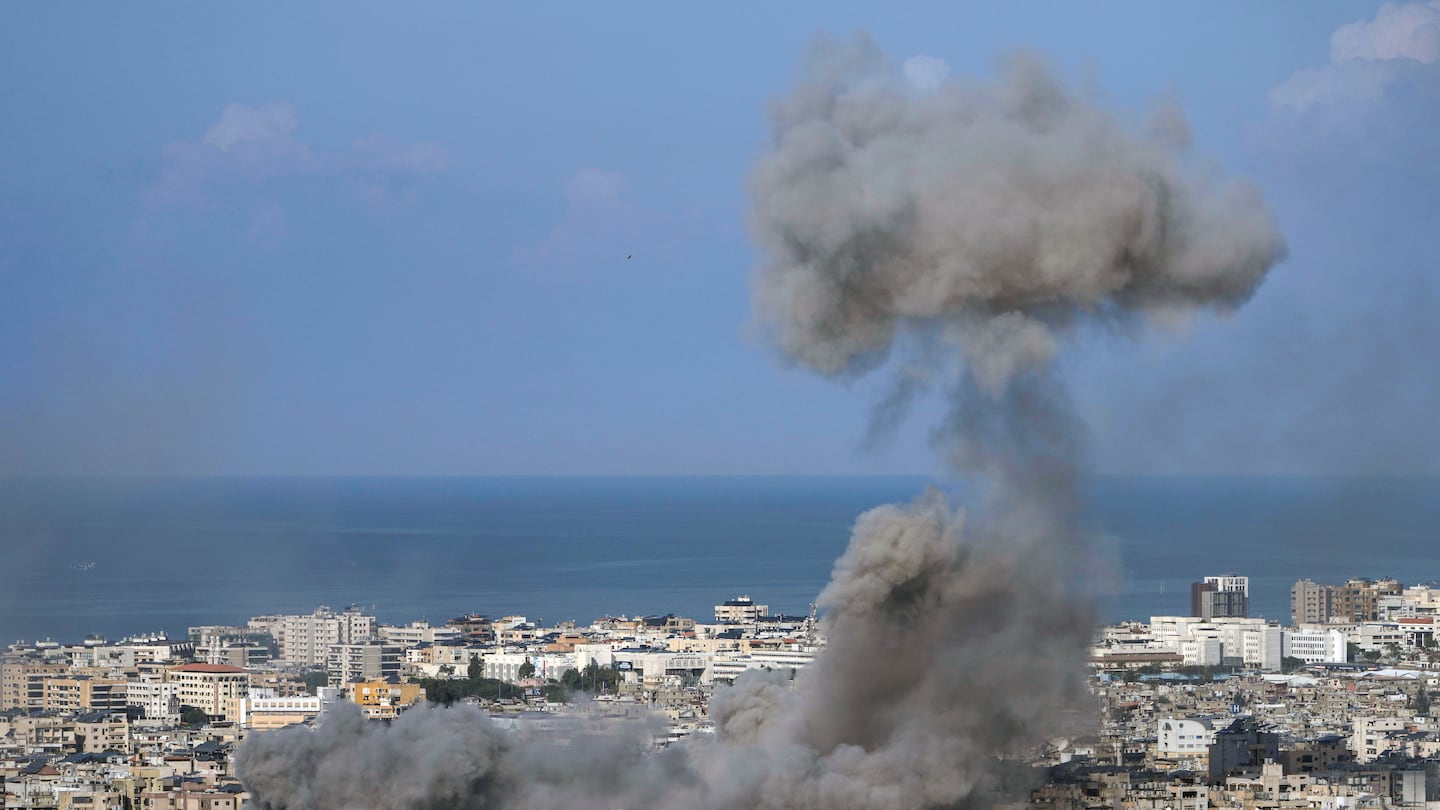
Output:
[326,640,402,687]
[166,663,249,721]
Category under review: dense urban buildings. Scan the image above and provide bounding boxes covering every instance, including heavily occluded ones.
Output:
[7,580,1440,807]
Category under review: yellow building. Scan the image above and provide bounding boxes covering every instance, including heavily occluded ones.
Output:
[350,679,425,719]
[42,677,128,713]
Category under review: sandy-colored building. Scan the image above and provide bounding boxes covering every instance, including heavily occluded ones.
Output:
[167,663,249,721]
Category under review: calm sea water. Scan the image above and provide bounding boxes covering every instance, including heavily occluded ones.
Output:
[1,476,1437,644]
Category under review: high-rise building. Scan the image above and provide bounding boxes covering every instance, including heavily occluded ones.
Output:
[1291,579,1332,624]
[1291,578,1403,624]
[1333,578,1401,622]
[1191,575,1249,620]
[326,640,403,687]
[250,606,376,667]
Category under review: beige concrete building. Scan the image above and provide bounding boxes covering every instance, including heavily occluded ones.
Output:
[41,676,128,713]
[714,595,768,624]
[166,663,249,721]
[1,658,69,710]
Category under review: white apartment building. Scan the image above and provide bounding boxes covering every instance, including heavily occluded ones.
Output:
[1204,575,1250,597]
[126,680,180,721]
[710,647,820,683]
[238,688,340,729]
[379,621,462,648]
[1282,628,1347,664]
[253,606,376,666]
[1157,717,1216,758]
[484,652,532,682]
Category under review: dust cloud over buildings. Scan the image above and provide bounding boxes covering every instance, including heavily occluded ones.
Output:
[237,34,1285,810]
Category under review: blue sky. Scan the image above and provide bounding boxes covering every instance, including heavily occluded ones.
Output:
[1,2,1435,476]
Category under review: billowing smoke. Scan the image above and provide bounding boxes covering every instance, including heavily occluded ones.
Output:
[237,34,1285,810]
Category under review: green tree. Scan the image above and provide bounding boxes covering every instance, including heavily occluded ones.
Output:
[1415,689,1431,716]
[467,655,483,681]
[302,669,329,695]
[1281,656,1304,674]
[561,662,622,693]
[518,661,536,679]
[180,705,208,726]
[1347,642,1362,662]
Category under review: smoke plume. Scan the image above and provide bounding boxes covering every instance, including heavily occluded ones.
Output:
[237,34,1285,810]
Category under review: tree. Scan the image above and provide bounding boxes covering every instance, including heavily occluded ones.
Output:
[1347,642,1362,662]
[562,663,621,693]
[180,705,208,726]
[1282,656,1304,674]
[302,669,329,695]
[438,664,455,678]
[1416,689,1432,716]
[468,655,483,681]
[518,661,536,679]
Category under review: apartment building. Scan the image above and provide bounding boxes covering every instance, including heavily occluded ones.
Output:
[1191,575,1249,620]
[1335,578,1402,622]
[379,620,462,647]
[350,679,425,719]
[714,595,769,624]
[1157,717,1215,759]
[126,680,180,721]
[326,640,402,687]
[166,663,250,721]
[1291,578,1404,624]
[251,605,376,667]
[1282,628,1347,663]
[41,676,128,713]
[239,691,333,730]
[1,659,69,710]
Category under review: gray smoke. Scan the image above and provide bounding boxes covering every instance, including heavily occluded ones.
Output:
[750,39,1284,392]
[237,34,1285,810]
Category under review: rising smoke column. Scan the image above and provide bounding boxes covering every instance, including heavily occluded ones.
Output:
[237,34,1285,810]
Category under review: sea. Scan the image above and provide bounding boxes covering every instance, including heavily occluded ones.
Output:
[1,475,1437,645]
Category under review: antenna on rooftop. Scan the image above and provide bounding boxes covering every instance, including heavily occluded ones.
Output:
[802,603,819,646]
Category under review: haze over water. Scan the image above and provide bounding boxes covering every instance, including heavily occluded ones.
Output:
[3,474,1436,644]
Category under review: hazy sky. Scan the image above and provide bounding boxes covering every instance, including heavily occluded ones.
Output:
[2,3,1436,476]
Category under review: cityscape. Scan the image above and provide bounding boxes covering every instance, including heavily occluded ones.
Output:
[4,1,1437,809]
[5,575,1440,808]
